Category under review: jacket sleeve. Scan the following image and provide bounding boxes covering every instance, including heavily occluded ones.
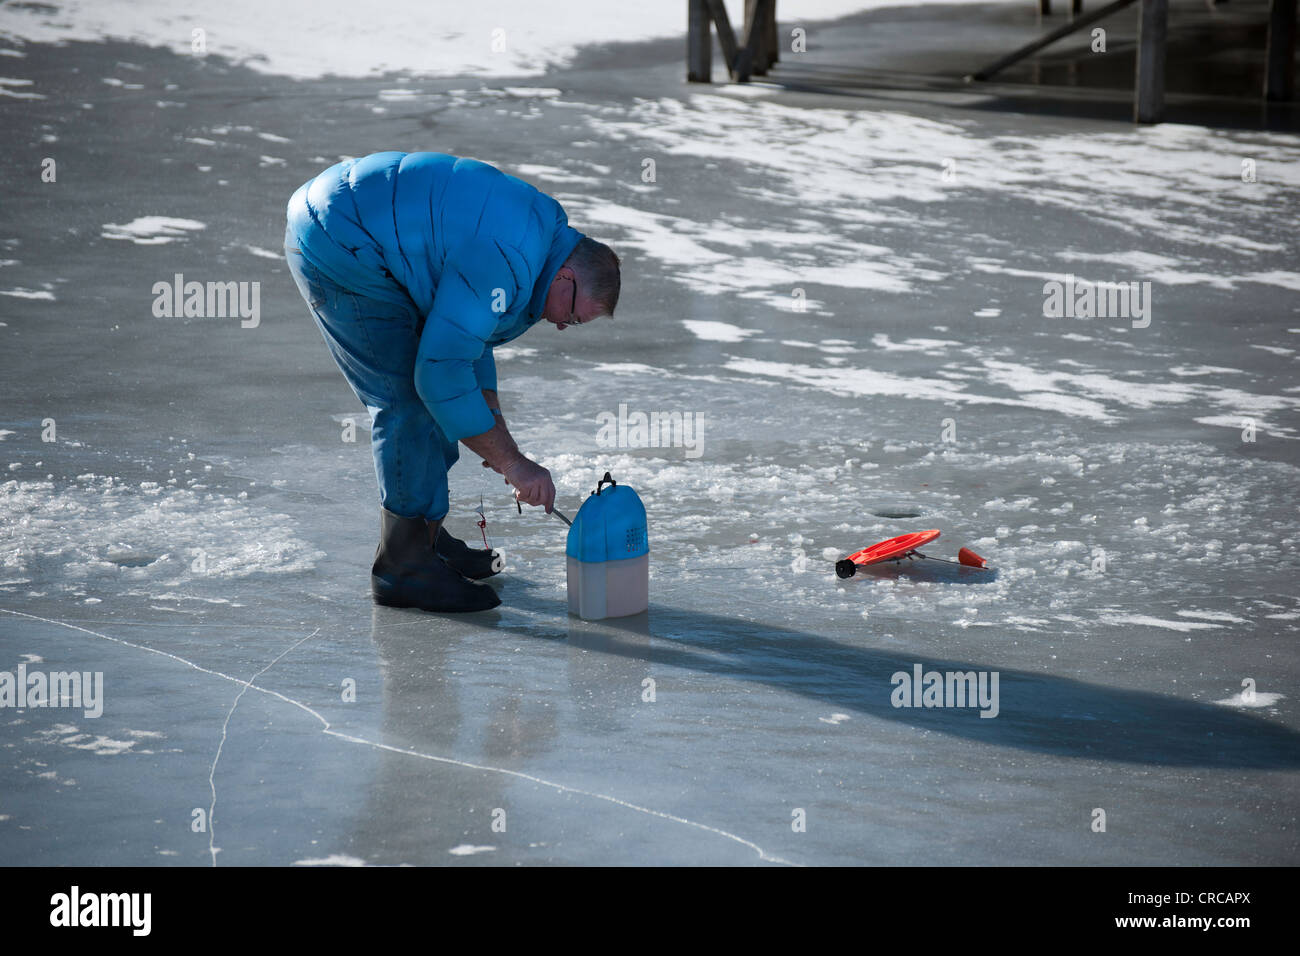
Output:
[472,349,498,393]
[414,237,527,440]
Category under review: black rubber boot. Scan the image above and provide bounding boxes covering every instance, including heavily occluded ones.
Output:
[434,526,504,580]
[371,509,500,612]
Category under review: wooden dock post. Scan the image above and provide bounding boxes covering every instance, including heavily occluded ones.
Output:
[688,0,773,83]
[1265,0,1297,101]
[764,0,779,71]
[735,0,776,82]
[1134,0,1168,122]
[744,0,779,75]
[688,0,712,82]
[705,0,740,79]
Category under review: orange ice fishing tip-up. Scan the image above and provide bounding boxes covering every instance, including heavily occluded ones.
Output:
[835,531,990,578]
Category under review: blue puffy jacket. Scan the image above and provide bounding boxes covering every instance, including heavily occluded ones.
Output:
[286,151,583,440]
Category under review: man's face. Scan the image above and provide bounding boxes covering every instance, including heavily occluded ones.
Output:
[542,267,604,330]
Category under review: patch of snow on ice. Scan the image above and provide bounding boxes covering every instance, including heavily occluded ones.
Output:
[1175,610,1247,623]
[31,724,154,756]
[101,217,205,245]
[1213,690,1285,708]
[0,476,325,584]
[1099,614,1222,632]
[0,288,54,299]
[869,334,961,353]
[293,854,369,866]
[682,320,756,343]
[0,76,42,99]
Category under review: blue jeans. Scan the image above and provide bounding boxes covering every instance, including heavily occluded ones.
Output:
[284,227,459,521]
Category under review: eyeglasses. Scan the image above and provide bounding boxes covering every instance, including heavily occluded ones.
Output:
[560,275,587,327]
[569,275,582,322]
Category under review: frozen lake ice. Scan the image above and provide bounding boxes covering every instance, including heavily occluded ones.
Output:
[1,1,1298,865]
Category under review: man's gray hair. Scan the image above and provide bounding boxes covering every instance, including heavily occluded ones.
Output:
[566,237,620,317]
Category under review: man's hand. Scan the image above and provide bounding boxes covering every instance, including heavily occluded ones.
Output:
[503,457,556,513]
[459,403,555,513]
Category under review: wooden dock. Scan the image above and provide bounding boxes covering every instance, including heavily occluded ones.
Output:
[686,0,1297,123]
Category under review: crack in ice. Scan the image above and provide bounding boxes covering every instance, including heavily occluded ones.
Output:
[208,627,320,866]
[1,608,796,866]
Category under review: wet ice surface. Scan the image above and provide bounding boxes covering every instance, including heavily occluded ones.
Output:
[2,22,1299,865]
